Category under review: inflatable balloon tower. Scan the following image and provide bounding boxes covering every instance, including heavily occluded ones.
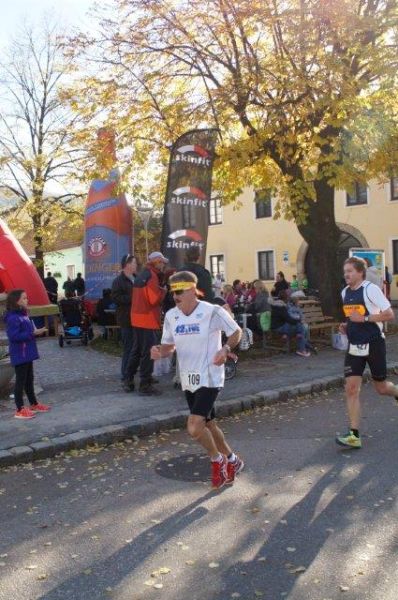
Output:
[84,128,132,312]
[0,218,49,306]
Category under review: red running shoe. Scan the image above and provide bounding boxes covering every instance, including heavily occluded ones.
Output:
[14,407,36,419]
[31,403,51,412]
[211,455,227,489]
[226,456,245,485]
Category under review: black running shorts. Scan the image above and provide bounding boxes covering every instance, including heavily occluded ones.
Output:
[185,387,220,421]
[344,337,387,381]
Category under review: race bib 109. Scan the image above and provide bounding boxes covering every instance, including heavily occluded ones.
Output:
[181,371,201,392]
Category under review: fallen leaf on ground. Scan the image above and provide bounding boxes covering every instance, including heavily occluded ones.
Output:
[36,574,48,581]
[209,562,219,568]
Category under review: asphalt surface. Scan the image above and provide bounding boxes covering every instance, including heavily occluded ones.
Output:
[1,335,397,456]
[1,382,398,600]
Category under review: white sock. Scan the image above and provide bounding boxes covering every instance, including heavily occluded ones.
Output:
[211,453,223,463]
[228,453,237,463]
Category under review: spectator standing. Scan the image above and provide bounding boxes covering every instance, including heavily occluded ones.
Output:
[300,274,309,294]
[384,266,392,301]
[125,251,168,395]
[4,289,50,419]
[43,271,58,304]
[271,271,290,297]
[62,277,75,296]
[290,275,299,293]
[111,255,137,387]
[180,246,215,302]
[74,273,86,297]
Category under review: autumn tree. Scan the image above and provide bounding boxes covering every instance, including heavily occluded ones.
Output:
[68,0,398,315]
[0,22,84,275]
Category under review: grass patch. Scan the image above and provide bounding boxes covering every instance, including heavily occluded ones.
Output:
[90,336,122,357]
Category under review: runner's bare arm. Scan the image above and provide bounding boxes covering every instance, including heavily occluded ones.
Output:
[349,308,395,323]
[150,343,175,360]
[213,328,242,366]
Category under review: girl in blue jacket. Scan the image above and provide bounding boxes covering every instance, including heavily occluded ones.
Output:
[5,289,51,419]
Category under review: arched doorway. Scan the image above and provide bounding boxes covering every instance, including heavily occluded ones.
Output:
[302,225,368,292]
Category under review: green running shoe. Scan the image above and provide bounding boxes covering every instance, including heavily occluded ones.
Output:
[335,430,362,449]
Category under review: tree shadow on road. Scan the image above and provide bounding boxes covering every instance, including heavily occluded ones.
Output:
[210,448,397,600]
[38,490,215,600]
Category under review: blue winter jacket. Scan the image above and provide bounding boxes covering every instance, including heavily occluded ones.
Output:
[4,309,39,366]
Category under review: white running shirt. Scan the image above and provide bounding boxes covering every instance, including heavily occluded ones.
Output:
[162,301,240,392]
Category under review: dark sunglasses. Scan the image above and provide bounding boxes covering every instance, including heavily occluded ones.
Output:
[172,290,185,296]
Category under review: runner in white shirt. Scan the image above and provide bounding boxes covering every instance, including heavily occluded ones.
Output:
[151,271,243,489]
[336,257,398,449]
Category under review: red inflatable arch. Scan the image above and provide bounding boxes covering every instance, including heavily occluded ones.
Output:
[0,218,49,306]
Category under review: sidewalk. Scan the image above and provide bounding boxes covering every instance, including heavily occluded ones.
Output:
[1,335,397,466]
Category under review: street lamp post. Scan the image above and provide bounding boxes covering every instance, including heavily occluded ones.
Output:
[134,202,153,261]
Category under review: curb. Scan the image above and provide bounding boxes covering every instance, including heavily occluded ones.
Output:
[1,362,398,469]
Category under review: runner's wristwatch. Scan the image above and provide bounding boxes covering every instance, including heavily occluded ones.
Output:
[364,316,369,322]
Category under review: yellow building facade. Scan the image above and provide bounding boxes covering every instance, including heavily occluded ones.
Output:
[206,178,398,302]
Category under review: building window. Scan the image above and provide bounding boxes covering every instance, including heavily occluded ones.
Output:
[257,250,275,280]
[209,197,223,225]
[66,265,75,279]
[346,183,368,206]
[182,205,196,228]
[393,240,398,275]
[255,189,272,218]
[390,177,398,201]
[209,254,225,279]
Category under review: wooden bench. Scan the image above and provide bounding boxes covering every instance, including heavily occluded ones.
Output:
[298,300,339,345]
[259,311,293,354]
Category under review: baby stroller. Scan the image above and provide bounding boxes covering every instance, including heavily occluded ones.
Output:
[58,296,93,347]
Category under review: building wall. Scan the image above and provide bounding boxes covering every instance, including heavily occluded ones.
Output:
[206,181,398,301]
[44,246,84,293]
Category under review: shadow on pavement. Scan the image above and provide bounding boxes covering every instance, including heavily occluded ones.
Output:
[38,491,215,600]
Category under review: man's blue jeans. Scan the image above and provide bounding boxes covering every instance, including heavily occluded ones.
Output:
[276,323,306,352]
[120,326,134,381]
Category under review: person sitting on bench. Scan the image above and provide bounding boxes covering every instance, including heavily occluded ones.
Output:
[270,290,310,358]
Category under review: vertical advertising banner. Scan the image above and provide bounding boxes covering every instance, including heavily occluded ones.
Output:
[161,129,218,267]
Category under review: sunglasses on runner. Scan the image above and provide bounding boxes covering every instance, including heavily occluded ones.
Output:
[172,290,185,296]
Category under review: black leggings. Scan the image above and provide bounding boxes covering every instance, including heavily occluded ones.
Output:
[14,362,38,411]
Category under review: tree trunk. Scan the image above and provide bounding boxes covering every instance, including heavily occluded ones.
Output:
[32,211,44,279]
[297,179,342,319]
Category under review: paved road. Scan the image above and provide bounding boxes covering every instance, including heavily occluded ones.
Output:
[1,335,397,452]
[1,382,398,600]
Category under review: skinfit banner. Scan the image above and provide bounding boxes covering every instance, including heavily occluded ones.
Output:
[161,129,218,267]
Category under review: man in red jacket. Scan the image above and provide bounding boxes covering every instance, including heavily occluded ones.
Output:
[126,252,168,395]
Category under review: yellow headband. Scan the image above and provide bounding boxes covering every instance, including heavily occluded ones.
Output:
[170,281,196,292]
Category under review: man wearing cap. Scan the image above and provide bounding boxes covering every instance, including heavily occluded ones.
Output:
[125,251,168,395]
[111,255,137,388]
[151,270,243,489]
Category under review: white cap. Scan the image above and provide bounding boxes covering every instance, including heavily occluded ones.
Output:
[148,251,169,263]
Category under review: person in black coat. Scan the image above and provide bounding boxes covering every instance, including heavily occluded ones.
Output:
[179,246,215,302]
[271,271,290,298]
[74,273,86,297]
[43,272,58,304]
[111,255,137,387]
